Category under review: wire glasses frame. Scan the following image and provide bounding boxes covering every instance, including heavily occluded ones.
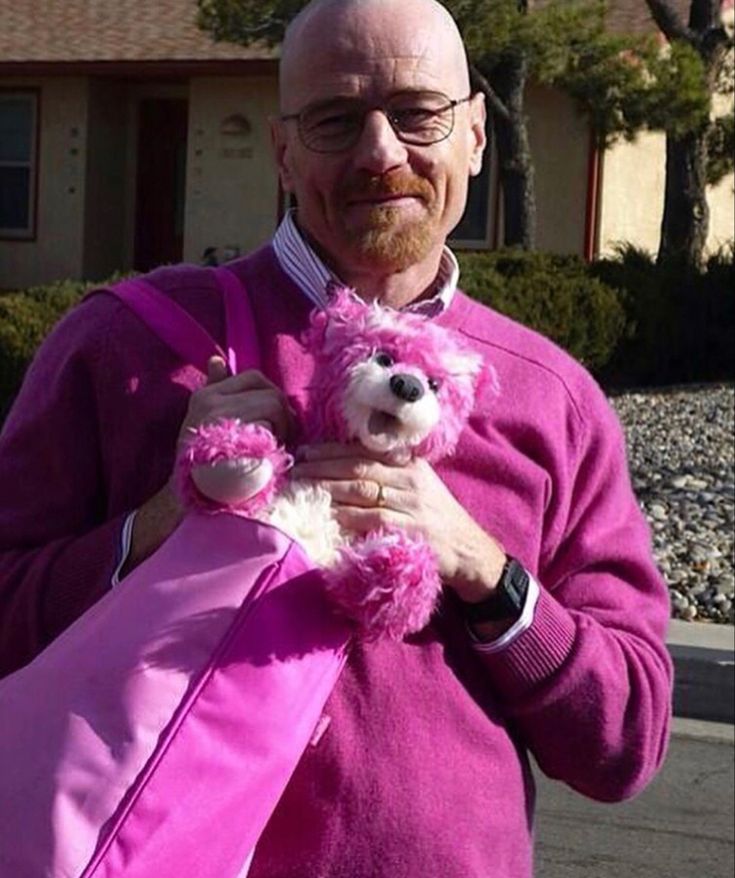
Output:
[280,92,473,154]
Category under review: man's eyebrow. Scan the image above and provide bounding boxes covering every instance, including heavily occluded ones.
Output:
[306,88,445,108]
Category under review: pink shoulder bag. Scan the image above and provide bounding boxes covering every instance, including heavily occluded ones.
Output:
[0,267,350,878]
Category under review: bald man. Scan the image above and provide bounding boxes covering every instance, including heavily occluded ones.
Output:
[0,1,672,875]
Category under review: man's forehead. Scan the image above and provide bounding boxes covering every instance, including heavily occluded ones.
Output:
[281,35,465,110]
[279,0,468,108]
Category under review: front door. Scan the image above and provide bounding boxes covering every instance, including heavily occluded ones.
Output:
[134,99,188,272]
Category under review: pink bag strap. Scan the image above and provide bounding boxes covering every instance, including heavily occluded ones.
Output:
[105,266,258,375]
[217,265,261,374]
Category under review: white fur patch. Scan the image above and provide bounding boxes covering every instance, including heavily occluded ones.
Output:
[341,360,440,452]
[268,482,344,566]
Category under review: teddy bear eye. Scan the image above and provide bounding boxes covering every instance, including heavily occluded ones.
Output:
[428,378,440,393]
[374,352,394,368]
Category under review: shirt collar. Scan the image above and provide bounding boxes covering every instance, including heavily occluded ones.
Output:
[272,208,459,316]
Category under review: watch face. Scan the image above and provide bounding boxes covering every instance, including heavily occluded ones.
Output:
[462,559,529,623]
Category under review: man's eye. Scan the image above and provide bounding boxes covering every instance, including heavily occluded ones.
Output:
[312,112,359,132]
[374,352,394,368]
[393,108,440,130]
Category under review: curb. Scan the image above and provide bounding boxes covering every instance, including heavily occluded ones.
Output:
[668,620,734,724]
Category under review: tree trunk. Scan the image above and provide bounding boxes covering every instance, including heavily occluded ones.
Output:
[647,0,725,270]
[490,55,536,250]
[658,126,710,270]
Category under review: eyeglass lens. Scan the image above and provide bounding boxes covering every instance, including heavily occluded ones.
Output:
[297,91,459,152]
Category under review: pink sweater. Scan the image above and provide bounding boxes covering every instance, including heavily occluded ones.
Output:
[0,247,672,877]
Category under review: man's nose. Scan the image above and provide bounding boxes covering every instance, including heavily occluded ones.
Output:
[351,110,408,174]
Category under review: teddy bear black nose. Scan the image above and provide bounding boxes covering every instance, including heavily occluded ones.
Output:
[389,374,424,403]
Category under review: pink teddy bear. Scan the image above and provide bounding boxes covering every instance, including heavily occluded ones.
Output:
[177,289,491,641]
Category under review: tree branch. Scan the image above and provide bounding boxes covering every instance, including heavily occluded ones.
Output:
[645,0,694,44]
[688,0,722,33]
[470,64,511,120]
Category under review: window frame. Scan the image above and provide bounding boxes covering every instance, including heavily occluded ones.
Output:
[449,115,497,251]
[0,88,40,241]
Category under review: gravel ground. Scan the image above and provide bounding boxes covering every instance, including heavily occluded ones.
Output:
[610,384,734,624]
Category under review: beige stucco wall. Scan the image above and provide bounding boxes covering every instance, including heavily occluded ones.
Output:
[599,125,734,259]
[184,76,280,264]
[597,131,665,257]
[707,172,735,254]
[526,85,591,256]
[706,86,735,254]
[0,77,88,289]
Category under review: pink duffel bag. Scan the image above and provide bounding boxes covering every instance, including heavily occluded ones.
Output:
[0,268,350,878]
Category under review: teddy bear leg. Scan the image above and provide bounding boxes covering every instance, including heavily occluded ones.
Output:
[324,528,442,641]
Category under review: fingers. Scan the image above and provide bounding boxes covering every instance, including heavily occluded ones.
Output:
[207,368,284,396]
[206,356,229,385]
[333,504,412,535]
[297,442,411,467]
[182,368,295,443]
[291,456,412,491]
[314,478,404,510]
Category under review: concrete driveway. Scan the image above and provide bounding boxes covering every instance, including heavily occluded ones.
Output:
[534,718,734,878]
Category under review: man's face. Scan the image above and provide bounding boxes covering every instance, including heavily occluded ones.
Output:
[272,4,486,277]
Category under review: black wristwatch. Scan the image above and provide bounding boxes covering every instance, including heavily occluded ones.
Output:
[459,558,530,624]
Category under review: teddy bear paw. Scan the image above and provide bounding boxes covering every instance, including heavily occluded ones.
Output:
[176,419,291,514]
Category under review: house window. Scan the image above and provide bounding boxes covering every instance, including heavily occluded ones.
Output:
[451,110,493,247]
[0,92,38,239]
[451,161,492,245]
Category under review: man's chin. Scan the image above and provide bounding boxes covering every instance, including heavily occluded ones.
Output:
[346,221,436,272]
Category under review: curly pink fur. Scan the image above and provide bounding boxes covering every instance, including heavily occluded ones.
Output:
[304,288,490,460]
[173,291,493,641]
[324,528,442,641]
[176,420,291,515]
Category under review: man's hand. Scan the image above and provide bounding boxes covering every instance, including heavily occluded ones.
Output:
[179,356,295,445]
[291,443,507,602]
[123,357,294,577]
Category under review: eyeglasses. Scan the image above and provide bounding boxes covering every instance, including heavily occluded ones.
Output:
[280,91,473,154]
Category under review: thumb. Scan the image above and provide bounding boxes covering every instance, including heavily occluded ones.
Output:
[206,355,229,385]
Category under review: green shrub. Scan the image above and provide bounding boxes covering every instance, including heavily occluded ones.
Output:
[0,276,126,420]
[457,248,627,373]
[592,244,735,387]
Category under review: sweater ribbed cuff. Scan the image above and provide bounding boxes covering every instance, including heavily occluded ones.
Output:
[475,587,577,701]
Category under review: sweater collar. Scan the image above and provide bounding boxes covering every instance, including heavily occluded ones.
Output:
[272,209,459,317]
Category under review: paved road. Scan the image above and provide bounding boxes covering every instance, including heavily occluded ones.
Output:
[534,719,734,878]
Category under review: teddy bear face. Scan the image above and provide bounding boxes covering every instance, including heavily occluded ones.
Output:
[305,289,489,461]
[342,349,447,454]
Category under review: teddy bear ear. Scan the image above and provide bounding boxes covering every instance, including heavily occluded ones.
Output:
[304,286,368,351]
[322,286,373,344]
[325,285,368,321]
[442,348,500,396]
[442,348,484,380]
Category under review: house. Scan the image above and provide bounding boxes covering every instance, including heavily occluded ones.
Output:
[0,0,732,290]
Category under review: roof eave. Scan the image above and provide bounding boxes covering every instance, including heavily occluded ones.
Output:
[0,58,278,78]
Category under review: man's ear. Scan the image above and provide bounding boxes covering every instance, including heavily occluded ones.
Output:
[270,116,295,192]
[467,92,487,178]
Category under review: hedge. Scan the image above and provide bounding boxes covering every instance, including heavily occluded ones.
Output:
[591,245,735,388]
[0,277,115,420]
[456,249,627,373]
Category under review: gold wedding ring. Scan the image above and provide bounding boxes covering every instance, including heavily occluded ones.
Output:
[376,482,387,507]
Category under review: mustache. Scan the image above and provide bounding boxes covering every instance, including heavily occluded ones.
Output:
[340,172,434,203]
